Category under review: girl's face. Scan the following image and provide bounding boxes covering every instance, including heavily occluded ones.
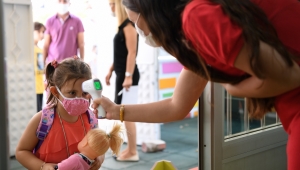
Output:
[125,8,151,36]
[33,27,45,42]
[58,78,90,101]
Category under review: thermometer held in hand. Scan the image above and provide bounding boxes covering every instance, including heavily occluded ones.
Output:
[82,78,106,119]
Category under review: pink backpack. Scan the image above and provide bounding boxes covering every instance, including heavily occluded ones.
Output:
[33,106,98,153]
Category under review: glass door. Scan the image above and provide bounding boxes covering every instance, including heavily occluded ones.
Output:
[201,83,288,170]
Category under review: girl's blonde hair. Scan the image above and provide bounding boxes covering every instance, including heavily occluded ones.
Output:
[115,0,128,26]
[87,123,123,156]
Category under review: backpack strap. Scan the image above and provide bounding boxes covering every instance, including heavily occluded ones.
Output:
[86,109,98,129]
[33,106,55,153]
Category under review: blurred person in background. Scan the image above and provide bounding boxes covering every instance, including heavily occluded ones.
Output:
[43,0,85,64]
[105,0,140,162]
[33,22,46,112]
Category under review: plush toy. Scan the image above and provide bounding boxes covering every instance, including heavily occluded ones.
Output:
[56,123,123,170]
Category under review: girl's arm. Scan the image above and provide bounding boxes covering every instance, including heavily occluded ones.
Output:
[122,22,138,90]
[93,69,208,123]
[224,41,300,98]
[15,112,54,170]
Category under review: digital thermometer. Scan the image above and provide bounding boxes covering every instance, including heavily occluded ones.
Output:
[82,78,106,118]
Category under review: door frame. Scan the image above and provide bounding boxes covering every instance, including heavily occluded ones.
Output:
[0,0,9,169]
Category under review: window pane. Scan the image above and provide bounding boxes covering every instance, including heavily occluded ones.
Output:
[265,111,277,126]
[231,97,246,134]
[249,119,261,130]
[224,88,280,138]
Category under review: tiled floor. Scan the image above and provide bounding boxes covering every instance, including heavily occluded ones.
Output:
[10,117,199,170]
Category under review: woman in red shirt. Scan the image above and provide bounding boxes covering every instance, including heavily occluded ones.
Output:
[93,0,300,169]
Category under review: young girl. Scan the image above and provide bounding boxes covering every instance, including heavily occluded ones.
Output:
[15,57,104,170]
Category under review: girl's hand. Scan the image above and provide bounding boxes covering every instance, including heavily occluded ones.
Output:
[41,163,56,170]
[92,96,119,120]
[122,76,133,91]
[89,155,105,170]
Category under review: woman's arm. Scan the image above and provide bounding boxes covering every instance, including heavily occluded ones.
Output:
[225,41,300,98]
[15,112,52,170]
[93,69,208,123]
[105,64,114,86]
[122,23,138,90]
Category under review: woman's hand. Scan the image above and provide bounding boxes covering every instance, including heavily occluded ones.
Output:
[89,155,105,170]
[92,96,119,120]
[105,70,112,86]
[122,76,133,91]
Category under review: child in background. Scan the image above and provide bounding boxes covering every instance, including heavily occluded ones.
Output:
[15,57,104,170]
[33,22,45,112]
[56,124,123,170]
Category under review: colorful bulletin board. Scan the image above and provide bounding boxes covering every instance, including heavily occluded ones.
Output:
[158,57,198,118]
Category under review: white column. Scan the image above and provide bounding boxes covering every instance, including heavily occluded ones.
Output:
[134,41,161,145]
[3,0,36,156]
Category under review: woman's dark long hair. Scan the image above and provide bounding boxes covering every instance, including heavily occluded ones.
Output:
[122,0,297,119]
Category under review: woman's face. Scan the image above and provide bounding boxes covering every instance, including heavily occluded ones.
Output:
[109,2,115,13]
[58,0,70,4]
[125,8,151,36]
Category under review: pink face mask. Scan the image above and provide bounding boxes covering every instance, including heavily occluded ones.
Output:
[56,86,90,116]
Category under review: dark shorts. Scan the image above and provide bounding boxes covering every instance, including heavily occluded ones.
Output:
[114,67,140,104]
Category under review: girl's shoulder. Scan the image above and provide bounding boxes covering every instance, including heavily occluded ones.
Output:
[24,111,43,139]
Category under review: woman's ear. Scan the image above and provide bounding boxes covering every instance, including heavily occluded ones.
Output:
[49,86,58,97]
[80,136,89,147]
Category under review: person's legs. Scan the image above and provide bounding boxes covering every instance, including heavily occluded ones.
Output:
[118,121,138,159]
[36,94,43,112]
[115,71,139,161]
